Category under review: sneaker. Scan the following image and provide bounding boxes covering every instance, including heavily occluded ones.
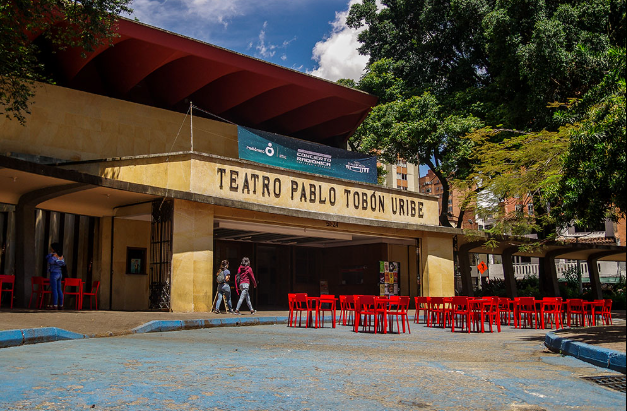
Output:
[213,310,221,314]
[233,309,241,315]
[251,310,257,315]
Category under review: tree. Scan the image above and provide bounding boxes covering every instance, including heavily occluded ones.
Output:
[347,0,625,232]
[554,47,626,227]
[456,47,625,243]
[0,0,132,125]
[350,60,483,227]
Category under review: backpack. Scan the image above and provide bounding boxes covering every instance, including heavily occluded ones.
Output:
[216,270,225,284]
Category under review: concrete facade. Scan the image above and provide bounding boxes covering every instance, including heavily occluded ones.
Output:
[0,83,458,312]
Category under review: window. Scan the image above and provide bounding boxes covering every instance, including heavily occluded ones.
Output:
[527,203,534,215]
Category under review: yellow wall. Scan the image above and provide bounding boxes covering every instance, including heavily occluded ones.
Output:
[171,199,215,312]
[77,154,440,227]
[0,83,238,161]
[111,218,151,310]
[421,235,455,297]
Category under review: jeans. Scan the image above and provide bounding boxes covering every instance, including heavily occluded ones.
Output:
[215,283,232,311]
[49,272,63,307]
[236,283,254,311]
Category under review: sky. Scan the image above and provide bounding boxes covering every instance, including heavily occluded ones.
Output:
[128,0,370,82]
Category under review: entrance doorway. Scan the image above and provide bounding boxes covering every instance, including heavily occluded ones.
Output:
[213,219,418,310]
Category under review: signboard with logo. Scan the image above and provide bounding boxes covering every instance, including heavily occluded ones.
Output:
[238,126,378,184]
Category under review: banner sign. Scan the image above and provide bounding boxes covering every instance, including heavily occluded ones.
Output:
[238,126,378,184]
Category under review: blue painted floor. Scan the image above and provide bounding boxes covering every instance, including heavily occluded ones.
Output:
[1,323,624,410]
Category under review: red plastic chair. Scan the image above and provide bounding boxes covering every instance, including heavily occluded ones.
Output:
[29,276,50,309]
[339,295,356,326]
[517,297,537,329]
[428,297,448,328]
[414,296,430,324]
[538,298,562,329]
[388,296,411,334]
[0,274,15,309]
[566,299,586,327]
[450,296,471,333]
[62,278,83,310]
[498,297,512,325]
[319,295,337,328]
[291,293,314,328]
[602,299,613,325]
[586,300,604,326]
[484,297,501,333]
[287,293,296,326]
[82,281,100,310]
[354,295,377,333]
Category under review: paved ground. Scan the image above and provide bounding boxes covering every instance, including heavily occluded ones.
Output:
[0,308,625,352]
[0,321,625,410]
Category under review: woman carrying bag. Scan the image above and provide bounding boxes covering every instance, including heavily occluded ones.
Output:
[214,260,235,314]
[234,257,257,315]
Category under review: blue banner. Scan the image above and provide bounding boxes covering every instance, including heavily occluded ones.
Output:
[237,126,377,184]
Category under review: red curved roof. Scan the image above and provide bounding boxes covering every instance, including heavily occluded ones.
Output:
[34,18,377,145]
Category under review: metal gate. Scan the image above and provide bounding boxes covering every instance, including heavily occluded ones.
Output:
[149,199,173,310]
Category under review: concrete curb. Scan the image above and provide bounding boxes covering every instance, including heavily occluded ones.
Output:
[0,316,290,349]
[545,330,626,374]
[0,327,86,348]
[131,316,289,334]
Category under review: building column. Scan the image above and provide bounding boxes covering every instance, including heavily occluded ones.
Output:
[458,241,484,297]
[541,249,571,297]
[587,251,619,300]
[501,246,519,299]
[170,199,214,312]
[421,235,455,297]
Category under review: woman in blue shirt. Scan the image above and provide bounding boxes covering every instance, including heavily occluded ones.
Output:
[46,242,66,309]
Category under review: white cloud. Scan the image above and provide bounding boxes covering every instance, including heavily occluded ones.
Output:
[308,0,370,82]
[249,21,297,60]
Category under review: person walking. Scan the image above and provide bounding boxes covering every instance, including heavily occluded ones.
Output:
[214,260,235,314]
[46,242,66,310]
[234,257,257,315]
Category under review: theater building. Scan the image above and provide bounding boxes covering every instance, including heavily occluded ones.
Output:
[0,18,458,311]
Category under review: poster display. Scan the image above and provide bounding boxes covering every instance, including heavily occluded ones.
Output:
[238,126,378,184]
[379,261,400,297]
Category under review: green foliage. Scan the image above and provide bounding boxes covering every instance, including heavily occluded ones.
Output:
[475,278,508,297]
[347,0,625,233]
[516,275,542,298]
[350,82,482,226]
[0,0,133,124]
[553,47,626,227]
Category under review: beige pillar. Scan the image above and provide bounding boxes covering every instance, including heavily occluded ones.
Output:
[421,235,455,297]
[171,199,214,312]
